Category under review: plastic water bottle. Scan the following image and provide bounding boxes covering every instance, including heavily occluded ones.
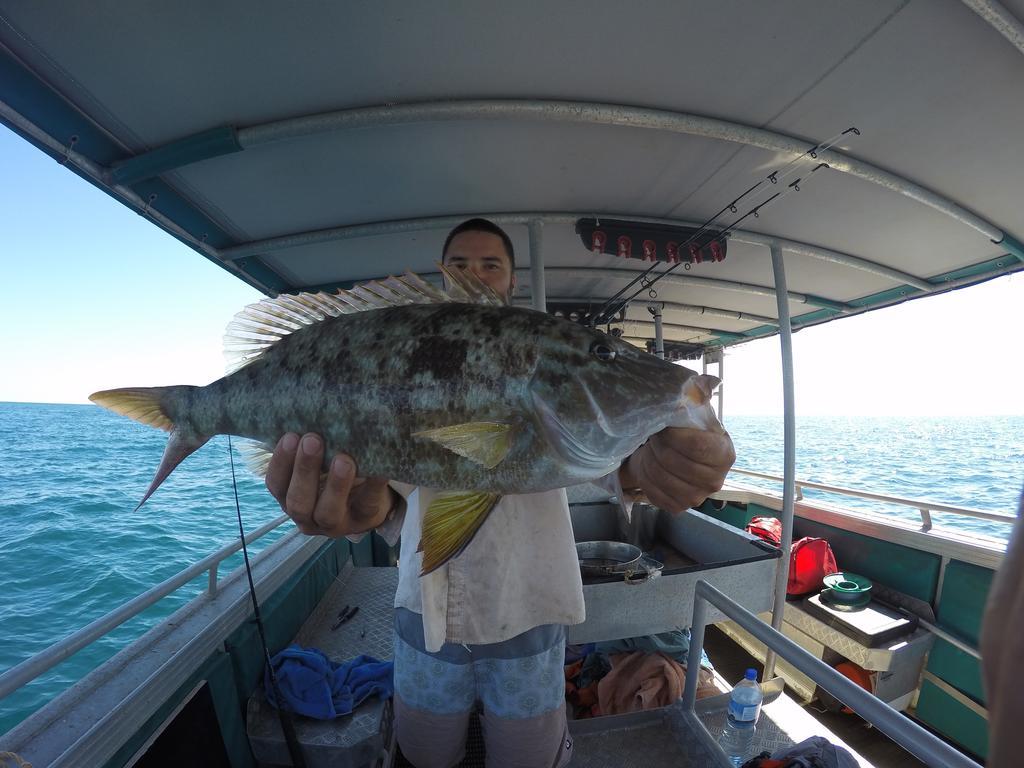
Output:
[718,668,763,766]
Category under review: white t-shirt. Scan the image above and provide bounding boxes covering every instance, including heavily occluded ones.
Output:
[379,483,587,652]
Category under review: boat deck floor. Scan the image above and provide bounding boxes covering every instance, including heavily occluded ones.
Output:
[249,564,931,767]
[702,625,926,768]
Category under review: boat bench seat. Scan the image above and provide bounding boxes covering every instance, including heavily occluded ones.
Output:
[247,563,398,768]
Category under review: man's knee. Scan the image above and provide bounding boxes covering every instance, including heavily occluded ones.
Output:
[479,703,573,768]
[394,693,471,768]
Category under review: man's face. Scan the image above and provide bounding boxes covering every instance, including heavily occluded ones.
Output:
[443,230,516,303]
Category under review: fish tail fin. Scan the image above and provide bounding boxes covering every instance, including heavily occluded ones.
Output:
[418,491,501,575]
[89,386,179,431]
[89,386,210,508]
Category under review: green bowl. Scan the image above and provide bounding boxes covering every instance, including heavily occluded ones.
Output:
[823,572,873,603]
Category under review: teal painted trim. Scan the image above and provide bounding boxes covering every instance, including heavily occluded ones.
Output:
[848,284,923,307]
[0,48,291,294]
[231,256,292,293]
[802,294,851,312]
[349,534,376,566]
[707,330,748,344]
[112,127,243,185]
[916,679,988,760]
[697,499,763,530]
[719,255,1022,348]
[793,517,941,603]
[0,48,236,248]
[927,638,985,704]
[932,254,1022,283]
[0,48,122,165]
[225,539,349,703]
[995,233,1024,263]
[731,307,841,341]
[128,177,237,250]
[100,650,253,768]
[936,560,994,645]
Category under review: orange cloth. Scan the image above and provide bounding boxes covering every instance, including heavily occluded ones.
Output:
[597,652,715,715]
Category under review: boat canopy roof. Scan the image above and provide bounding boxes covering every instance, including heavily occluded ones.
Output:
[2,1,1022,350]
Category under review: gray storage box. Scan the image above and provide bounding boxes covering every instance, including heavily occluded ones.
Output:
[567,502,780,644]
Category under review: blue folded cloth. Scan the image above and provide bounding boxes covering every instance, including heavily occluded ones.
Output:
[264,645,394,719]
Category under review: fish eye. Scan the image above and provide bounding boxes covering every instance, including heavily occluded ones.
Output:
[590,342,617,361]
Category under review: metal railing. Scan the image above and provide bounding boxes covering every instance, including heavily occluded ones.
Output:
[728,467,1017,530]
[0,514,291,701]
[683,580,982,768]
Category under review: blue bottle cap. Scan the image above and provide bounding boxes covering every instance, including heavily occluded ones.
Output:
[745,668,758,681]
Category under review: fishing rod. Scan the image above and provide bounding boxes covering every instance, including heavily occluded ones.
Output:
[601,160,835,320]
[589,126,860,326]
[227,436,308,768]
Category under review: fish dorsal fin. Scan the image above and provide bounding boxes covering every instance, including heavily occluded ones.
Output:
[436,262,507,305]
[223,269,505,373]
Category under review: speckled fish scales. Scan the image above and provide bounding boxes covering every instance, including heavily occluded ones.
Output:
[90,267,723,572]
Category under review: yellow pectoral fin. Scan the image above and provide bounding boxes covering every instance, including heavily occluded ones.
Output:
[418,491,501,575]
[412,422,513,469]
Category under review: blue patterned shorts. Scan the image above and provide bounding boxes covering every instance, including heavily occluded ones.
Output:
[392,608,566,719]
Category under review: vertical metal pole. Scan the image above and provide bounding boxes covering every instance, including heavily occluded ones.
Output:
[764,242,796,680]
[717,349,725,423]
[683,590,709,710]
[528,219,546,312]
[651,304,665,358]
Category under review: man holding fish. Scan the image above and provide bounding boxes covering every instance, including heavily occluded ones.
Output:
[265,219,736,768]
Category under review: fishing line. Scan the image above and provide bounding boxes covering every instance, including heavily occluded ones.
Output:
[227,435,307,768]
[604,161,832,318]
[590,127,859,326]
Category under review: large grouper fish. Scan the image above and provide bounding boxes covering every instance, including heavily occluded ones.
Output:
[91,266,724,574]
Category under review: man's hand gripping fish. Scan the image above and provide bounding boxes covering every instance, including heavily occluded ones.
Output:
[90,267,724,574]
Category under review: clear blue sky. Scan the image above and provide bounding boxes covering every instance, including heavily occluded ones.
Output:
[1,124,1021,416]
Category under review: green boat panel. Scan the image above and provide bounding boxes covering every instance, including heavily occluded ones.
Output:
[927,639,985,705]
[100,650,248,768]
[920,559,994,719]
[225,538,350,703]
[791,518,940,604]
[916,678,988,762]
[935,560,994,645]
[697,499,763,530]
[348,531,399,567]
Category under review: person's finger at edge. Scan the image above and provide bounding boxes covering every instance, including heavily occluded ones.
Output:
[655,427,734,468]
[265,432,300,505]
[312,454,356,533]
[284,434,325,521]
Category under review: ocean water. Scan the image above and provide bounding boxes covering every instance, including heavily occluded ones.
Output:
[0,402,1021,735]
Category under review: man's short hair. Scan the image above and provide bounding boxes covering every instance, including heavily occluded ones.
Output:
[442,218,515,269]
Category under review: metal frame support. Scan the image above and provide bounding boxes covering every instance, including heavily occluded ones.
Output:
[114,99,1003,241]
[764,242,797,680]
[683,581,983,768]
[528,219,546,312]
[961,0,1024,56]
[717,349,725,422]
[649,304,665,358]
[703,346,725,422]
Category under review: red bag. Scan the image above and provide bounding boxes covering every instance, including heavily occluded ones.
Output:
[745,518,838,596]
[787,537,838,596]
[746,516,782,546]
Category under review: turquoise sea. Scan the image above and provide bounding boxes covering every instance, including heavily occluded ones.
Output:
[0,402,1021,734]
